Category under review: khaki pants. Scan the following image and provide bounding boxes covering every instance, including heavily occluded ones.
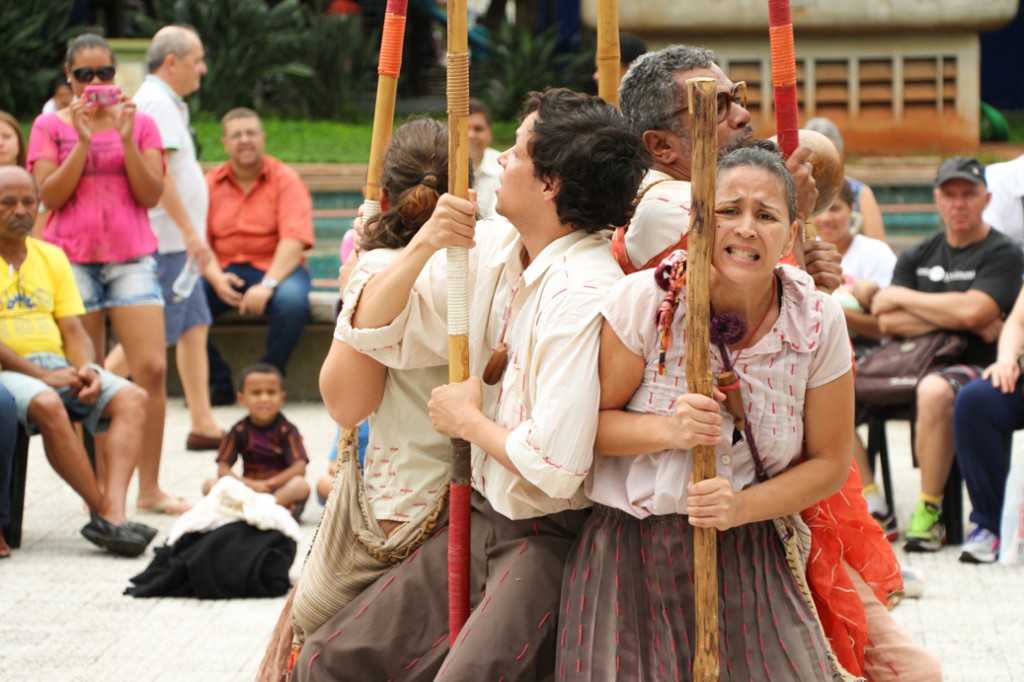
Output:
[295,492,586,682]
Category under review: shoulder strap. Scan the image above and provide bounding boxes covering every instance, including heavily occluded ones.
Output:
[613,178,687,274]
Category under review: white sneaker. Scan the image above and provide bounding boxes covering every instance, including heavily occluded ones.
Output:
[959,526,999,564]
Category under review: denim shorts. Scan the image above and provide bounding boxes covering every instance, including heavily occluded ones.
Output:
[0,353,133,436]
[71,256,164,312]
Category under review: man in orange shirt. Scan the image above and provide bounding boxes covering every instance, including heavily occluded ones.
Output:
[203,108,314,404]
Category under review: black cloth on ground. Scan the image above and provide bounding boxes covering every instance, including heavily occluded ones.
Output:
[125,521,295,599]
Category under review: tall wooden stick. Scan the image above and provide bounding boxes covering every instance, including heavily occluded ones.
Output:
[362,0,409,224]
[685,77,721,682]
[767,3,841,265]
[446,0,472,645]
[767,0,799,159]
[595,0,620,106]
[277,8,409,674]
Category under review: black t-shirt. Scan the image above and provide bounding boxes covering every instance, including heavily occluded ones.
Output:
[891,228,1024,366]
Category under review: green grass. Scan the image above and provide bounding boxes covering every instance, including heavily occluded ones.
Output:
[193,116,520,164]
[17,114,519,165]
[193,117,374,163]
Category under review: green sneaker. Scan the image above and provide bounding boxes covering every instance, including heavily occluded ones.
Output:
[903,500,945,552]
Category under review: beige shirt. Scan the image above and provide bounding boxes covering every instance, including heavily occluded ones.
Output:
[336,248,450,522]
[622,169,692,270]
[337,217,622,520]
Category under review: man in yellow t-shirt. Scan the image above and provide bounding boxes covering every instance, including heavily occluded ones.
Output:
[0,167,156,557]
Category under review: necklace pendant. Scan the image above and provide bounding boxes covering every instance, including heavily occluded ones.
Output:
[717,370,746,431]
[482,343,509,385]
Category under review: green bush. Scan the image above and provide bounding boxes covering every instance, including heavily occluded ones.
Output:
[478,22,596,120]
[0,2,75,120]
[131,0,317,117]
[129,0,376,120]
[272,9,378,120]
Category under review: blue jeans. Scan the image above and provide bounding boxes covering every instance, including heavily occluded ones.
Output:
[203,264,311,392]
[952,376,1024,535]
[0,383,18,527]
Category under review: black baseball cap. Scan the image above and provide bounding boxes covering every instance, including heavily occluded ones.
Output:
[934,157,986,187]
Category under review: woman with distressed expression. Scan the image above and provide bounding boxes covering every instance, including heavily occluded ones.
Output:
[557,142,859,679]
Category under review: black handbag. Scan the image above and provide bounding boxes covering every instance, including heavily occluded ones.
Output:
[854,331,968,406]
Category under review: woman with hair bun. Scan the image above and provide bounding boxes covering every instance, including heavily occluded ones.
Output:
[274,118,467,674]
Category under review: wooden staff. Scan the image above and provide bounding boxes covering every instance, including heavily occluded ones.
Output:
[275,7,410,676]
[361,0,409,225]
[766,2,847,270]
[685,77,721,682]
[767,0,799,159]
[446,0,473,644]
[595,0,620,106]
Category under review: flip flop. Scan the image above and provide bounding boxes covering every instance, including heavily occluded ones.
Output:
[136,496,192,515]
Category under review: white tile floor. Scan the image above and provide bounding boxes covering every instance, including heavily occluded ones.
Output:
[1,405,1022,681]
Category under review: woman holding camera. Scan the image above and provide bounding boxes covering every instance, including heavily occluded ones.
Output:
[27,33,182,515]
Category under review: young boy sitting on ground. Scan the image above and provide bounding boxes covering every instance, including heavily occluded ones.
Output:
[203,364,310,519]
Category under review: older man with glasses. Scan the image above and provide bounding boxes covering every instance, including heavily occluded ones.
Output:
[612,44,833,280]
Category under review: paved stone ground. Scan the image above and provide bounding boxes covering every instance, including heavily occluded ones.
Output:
[2,402,1023,681]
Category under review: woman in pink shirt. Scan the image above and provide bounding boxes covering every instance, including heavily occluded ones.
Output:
[28,33,183,515]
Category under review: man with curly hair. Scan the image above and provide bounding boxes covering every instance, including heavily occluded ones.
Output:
[295,88,650,681]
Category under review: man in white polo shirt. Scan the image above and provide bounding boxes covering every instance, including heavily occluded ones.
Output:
[983,153,1024,250]
[468,98,501,218]
[118,25,223,452]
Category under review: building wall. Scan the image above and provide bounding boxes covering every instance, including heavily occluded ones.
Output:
[581,0,1020,152]
[582,0,1017,34]
[711,33,980,153]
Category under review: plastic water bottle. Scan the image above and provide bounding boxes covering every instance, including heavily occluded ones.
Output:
[999,449,1024,566]
[171,258,201,302]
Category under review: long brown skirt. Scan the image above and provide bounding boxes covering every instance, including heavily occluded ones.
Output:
[556,505,844,681]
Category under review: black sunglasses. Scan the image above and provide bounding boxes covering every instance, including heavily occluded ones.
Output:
[71,66,116,83]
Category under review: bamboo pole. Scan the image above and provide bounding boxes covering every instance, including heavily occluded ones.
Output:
[276,6,410,676]
[685,77,721,682]
[446,0,473,645]
[766,2,846,269]
[361,0,409,224]
[595,0,620,106]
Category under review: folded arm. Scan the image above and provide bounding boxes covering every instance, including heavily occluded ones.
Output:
[872,286,1000,334]
[594,320,723,456]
